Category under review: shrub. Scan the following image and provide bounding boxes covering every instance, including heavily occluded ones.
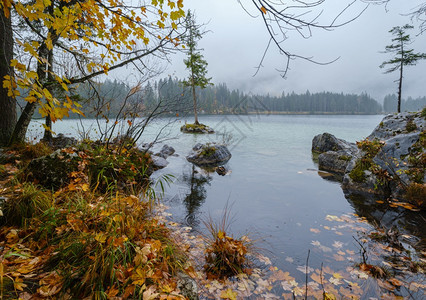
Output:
[406,183,426,209]
[356,138,383,159]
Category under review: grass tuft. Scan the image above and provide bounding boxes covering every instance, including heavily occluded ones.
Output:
[203,206,253,279]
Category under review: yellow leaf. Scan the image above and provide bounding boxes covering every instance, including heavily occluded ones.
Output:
[220,288,237,300]
[217,230,225,239]
[14,277,27,291]
[261,6,267,14]
[333,273,343,279]
[81,183,89,192]
[95,232,107,243]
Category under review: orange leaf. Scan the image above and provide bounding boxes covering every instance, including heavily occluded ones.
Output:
[260,6,267,14]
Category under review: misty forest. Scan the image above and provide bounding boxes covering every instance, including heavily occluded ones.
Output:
[0,0,425,299]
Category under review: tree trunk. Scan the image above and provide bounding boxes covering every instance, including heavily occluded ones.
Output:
[191,73,199,125]
[42,115,53,142]
[397,60,403,114]
[11,101,37,144]
[0,8,16,146]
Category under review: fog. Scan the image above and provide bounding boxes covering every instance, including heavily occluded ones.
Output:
[160,0,426,102]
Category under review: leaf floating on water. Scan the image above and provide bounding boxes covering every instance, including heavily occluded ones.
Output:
[311,240,321,247]
[325,215,343,222]
[296,265,314,274]
[285,256,294,263]
[220,288,237,300]
[258,254,272,265]
[310,228,321,233]
[333,254,345,261]
[329,276,341,285]
[332,241,343,249]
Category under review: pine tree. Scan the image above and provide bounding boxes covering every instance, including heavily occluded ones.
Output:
[380,24,426,113]
[182,10,212,125]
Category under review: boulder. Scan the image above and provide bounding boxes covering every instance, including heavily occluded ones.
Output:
[367,112,424,140]
[26,149,79,189]
[186,143,231,167]
[157,144,175,158]
[151,155,169,169]
[313,133,359,175]
[313,111,425,206]
[312,132,358,155]
[318,151,353,175]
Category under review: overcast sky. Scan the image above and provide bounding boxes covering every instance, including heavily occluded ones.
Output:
[131,0,426,102]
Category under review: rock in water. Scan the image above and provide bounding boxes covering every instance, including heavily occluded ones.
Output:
[151,155,169,169]
[186,143,231,166]
[312,132,358,155]
[312,111,425,207]
[313,133,359,175]
[159,144,175,158]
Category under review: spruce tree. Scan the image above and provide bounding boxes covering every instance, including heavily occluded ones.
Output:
[380,24,426,113]
[182,10,212,125]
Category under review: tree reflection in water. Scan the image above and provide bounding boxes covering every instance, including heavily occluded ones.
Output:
[181,165,213,226]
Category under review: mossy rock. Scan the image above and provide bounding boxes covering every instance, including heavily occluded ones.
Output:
[26,149,80,190]
[186,143,231,166]
[180,123,214,134]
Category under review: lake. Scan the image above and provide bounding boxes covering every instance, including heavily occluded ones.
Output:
[29,114,425,298]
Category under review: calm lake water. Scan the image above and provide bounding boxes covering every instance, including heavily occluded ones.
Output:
[29,114,425,297]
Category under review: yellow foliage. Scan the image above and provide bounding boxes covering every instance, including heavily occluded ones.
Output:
[4,0,186,123]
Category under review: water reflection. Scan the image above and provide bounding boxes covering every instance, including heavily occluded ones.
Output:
[345,193,426,250]
[181,165,213,226]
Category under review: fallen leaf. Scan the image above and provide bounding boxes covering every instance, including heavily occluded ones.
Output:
[220,288,237,300]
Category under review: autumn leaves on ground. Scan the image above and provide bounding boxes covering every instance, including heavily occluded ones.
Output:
[0,141,189,298]
[0,140,259,299]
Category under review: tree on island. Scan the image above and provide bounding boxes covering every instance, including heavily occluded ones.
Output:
[380,24,426,113]
[182,10,212,126]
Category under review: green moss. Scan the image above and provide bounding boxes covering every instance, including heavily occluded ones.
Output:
[349,161,366,183]
[421,107,426,120]
[405,119,417,132]
[180,123,214,134]
[200,146,216,157]
[338,155,352,161]
[379,121,384,128]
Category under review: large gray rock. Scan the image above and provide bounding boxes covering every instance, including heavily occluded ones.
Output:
[312,132,358,155]
[186,143,231,166]
[318,151,353,175]
[313,133,359,175]
[313,112,425,205]
[367,112,424,140]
